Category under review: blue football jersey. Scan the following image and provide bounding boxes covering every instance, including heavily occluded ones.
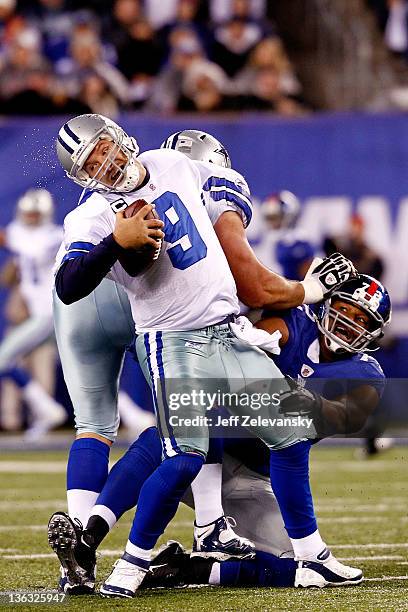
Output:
[225,306,386,476]
[273,305,385,398]
[275,235,315,281]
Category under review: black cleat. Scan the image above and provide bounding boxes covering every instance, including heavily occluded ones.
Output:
[48,512,96,595]
[141,541,213,589]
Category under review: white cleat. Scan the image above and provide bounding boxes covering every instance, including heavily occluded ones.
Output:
[192,515,255,561]
[24,406,66,440]
[100,558,148,598]
[295,547,363,588]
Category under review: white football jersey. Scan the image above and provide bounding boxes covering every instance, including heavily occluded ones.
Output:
[59,149,243,332]
[192,160,252,228]
[7,221,63,317]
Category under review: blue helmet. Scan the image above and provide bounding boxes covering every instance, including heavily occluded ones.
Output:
[316,274,391,353]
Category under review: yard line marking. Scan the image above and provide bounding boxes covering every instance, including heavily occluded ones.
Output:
[0,525,45,532]
[318,517,386,523]
[364,575,408,582]
[332,543,408,549]
[0,500,66,511]
[312,461,396,470]
[0,549,18,553]
[314,497,406,505]
[315,503,406,513]
[0,462,66,473]
[330,542,408,549]
[338,555,405,561]
[2,549,124,560]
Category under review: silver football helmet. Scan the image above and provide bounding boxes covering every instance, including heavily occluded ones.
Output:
[16,188,54,224]
[56,114,140,193]
[161,129,231,168]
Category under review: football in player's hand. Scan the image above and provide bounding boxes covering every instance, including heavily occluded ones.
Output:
[123,199,157,220]
[118,199,162,277]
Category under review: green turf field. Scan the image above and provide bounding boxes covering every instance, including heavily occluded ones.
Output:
[0,446,407,611]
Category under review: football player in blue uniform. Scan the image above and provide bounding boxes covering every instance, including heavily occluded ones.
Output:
[259,191,315,281]
[139,273,391,589]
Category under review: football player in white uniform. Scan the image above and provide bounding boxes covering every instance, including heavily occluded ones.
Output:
[49,130,256,595]
[48,115,357,597]
[0,189,65,438]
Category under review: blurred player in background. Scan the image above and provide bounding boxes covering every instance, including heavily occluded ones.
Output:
[0,189,66,439]
[257,191,316,280]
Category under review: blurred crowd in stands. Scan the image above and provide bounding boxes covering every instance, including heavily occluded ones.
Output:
[0,0,308,117]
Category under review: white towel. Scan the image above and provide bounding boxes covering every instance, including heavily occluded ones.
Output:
[229,316,281,355]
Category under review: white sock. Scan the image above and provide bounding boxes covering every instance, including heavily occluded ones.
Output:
[290,529,326,560]
[23,380,64,419]
[209,562,221,585]
[90,504,117,530]
[191,463,223,526]
[125,540,153,562]
[67,489,99,526]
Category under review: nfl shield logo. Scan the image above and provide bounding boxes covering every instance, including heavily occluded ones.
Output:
[301,364,314,378]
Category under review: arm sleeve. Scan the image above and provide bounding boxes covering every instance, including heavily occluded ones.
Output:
[55,234,125,304]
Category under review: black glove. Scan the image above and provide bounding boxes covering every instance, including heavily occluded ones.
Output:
[279,378,326,435]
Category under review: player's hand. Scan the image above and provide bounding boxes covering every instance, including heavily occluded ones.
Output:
[113,204,164,250]
[279,384,322,419]
[278,379,327,437]
[307,253,357,299]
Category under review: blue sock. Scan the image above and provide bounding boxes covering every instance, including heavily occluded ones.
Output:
[220,551,296,587]
[96,427,162,520]
[2,367,30,388]
[67,438,110,493]
[269,440,317,538]
[129,453,204,550]
[206,437,223,464]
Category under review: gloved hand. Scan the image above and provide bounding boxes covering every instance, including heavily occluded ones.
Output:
[301,253,357,303]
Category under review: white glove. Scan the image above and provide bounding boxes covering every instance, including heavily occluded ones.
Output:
[301,253,357,304]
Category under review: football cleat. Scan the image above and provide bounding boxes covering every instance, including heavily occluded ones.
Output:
[48,512,96,594]
[100,556,148,598]
[192,516,256,561]
[141,541,190,589]
[295,547,363,587]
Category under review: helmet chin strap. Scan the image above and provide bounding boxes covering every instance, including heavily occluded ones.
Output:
[115,157,141,192]
[324,333,347,354]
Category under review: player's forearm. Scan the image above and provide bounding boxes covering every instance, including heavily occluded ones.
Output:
[55,234,124,304]
[237,264,305,310]
[320,396,370,435]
